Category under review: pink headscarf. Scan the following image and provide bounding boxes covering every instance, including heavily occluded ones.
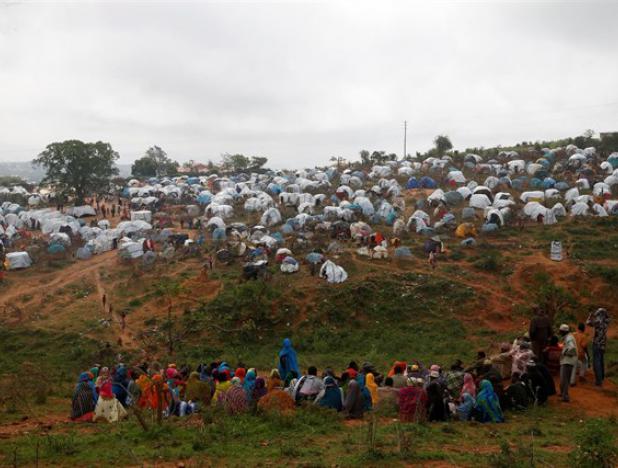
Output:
[462,372,476,397]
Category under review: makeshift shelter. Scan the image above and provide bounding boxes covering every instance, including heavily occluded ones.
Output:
[319,260,348,283]
[455,223,477,238]
[6,251,32,269]
[280,256,299,273]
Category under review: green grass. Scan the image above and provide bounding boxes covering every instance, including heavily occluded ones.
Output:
[2,405,615,466]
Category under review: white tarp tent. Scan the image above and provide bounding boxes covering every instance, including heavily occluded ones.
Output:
[6,251,32,270]
[319,260,348,283]
[131,210,153,223]
[67,205,96,218]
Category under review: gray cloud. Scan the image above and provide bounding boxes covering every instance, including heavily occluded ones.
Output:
[1,1,617,168]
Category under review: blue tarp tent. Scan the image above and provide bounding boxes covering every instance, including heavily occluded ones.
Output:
[406,177,419,189]
[419,176,437,189]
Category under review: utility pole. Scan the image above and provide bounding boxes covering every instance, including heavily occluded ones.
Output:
[403,120,407,160]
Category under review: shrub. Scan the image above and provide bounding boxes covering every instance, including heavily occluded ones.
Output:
[473,253,501,272]
[569,418,617,468]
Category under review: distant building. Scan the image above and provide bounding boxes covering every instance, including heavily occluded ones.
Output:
[178,162,211,174]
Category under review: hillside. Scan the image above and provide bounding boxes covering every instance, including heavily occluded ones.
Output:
[0,215,617,466]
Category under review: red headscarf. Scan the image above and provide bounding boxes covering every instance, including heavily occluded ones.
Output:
[235,368,246,382]
[99,381,114,399]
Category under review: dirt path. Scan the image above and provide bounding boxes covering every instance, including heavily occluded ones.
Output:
[1,251,118,309]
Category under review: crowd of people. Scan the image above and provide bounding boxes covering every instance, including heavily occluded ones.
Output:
[71,308,610,425]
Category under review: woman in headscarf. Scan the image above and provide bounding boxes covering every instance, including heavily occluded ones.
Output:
[185,371,212,408]
[112,366,129,407]
[213,372,232,403]
[95,367,110,393]
[93,379,128,423]
[398,378,428,422]
[234,367,246,383]
[461,373,476,399]
[474,379,504,423]
[387,361,407,378]
[267,369,283,391]
[136,373,152,408]
[278,338,299,380]
[251,378,268,409]
[243,369,257,402]
[316,376,343,411]
[71,372,96,421]
[426,372,447,422]
[365,373,379,405]
[344,380,364,419]
[222,377,248,415]
[355,374,373,411]
[456,391,475,421]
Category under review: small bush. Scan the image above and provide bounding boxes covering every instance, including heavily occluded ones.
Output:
[569,418,617,468]
[473,253,501,272]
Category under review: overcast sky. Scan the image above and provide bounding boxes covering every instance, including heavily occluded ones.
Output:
[1,1,617,168]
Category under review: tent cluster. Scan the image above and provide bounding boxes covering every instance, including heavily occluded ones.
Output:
[2,143,617,274]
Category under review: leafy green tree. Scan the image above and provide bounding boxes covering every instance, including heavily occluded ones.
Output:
[370,150,387,165]
[249,156,268,171]
[599,132,618,157]
[33,140,119,204]
[359,150,371,166]
[131,146,178,178]
[434,135,453,156]
[221,153,250,172]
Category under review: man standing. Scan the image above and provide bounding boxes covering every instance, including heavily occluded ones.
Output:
[558,324,577,402]
[586,308,610,386]
[571,322,589,385]
[529,306,552,362]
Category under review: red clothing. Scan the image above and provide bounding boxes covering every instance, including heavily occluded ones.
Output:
[398,386,428,422]
[543,345,563,374]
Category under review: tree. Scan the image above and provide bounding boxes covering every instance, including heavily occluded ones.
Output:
[434,135,453,156]
[359,150,371,166]
[33,140,119,204]
[249,156,268,171]
[221,153,250,172]
[370,150,387,165]
[131,146,178,178]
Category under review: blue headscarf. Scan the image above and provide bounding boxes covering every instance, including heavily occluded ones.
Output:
[243,369,257,401]
[278,338,299,379]
[475,380,504,423]
[355,374,372,411]
[77,372,98,403]
[456,391,475,421]
[318,376,343,412]
[112,366,128,406]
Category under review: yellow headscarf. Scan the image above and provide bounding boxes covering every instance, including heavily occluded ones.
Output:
[366,373,379,404]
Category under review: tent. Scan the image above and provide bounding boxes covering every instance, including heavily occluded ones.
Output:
[469,194,491,209]
[319,260,348,283]
[67,205,96,218]
[455,223,477,238]
[280,256,300,273]
[6,251,32,270]
[419,176,437,189]
[260,208,282,227]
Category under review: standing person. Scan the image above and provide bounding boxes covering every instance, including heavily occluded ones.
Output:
[428,251,436,269]
[278,338,299,382]
[343,380,364,419]
[572,322,590,385]
[529,306,552,362]
[399,378,428,422]
[586,308,610,386]
[120,310,127,331]
[102,293,107,309]
[558,324,577,402]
